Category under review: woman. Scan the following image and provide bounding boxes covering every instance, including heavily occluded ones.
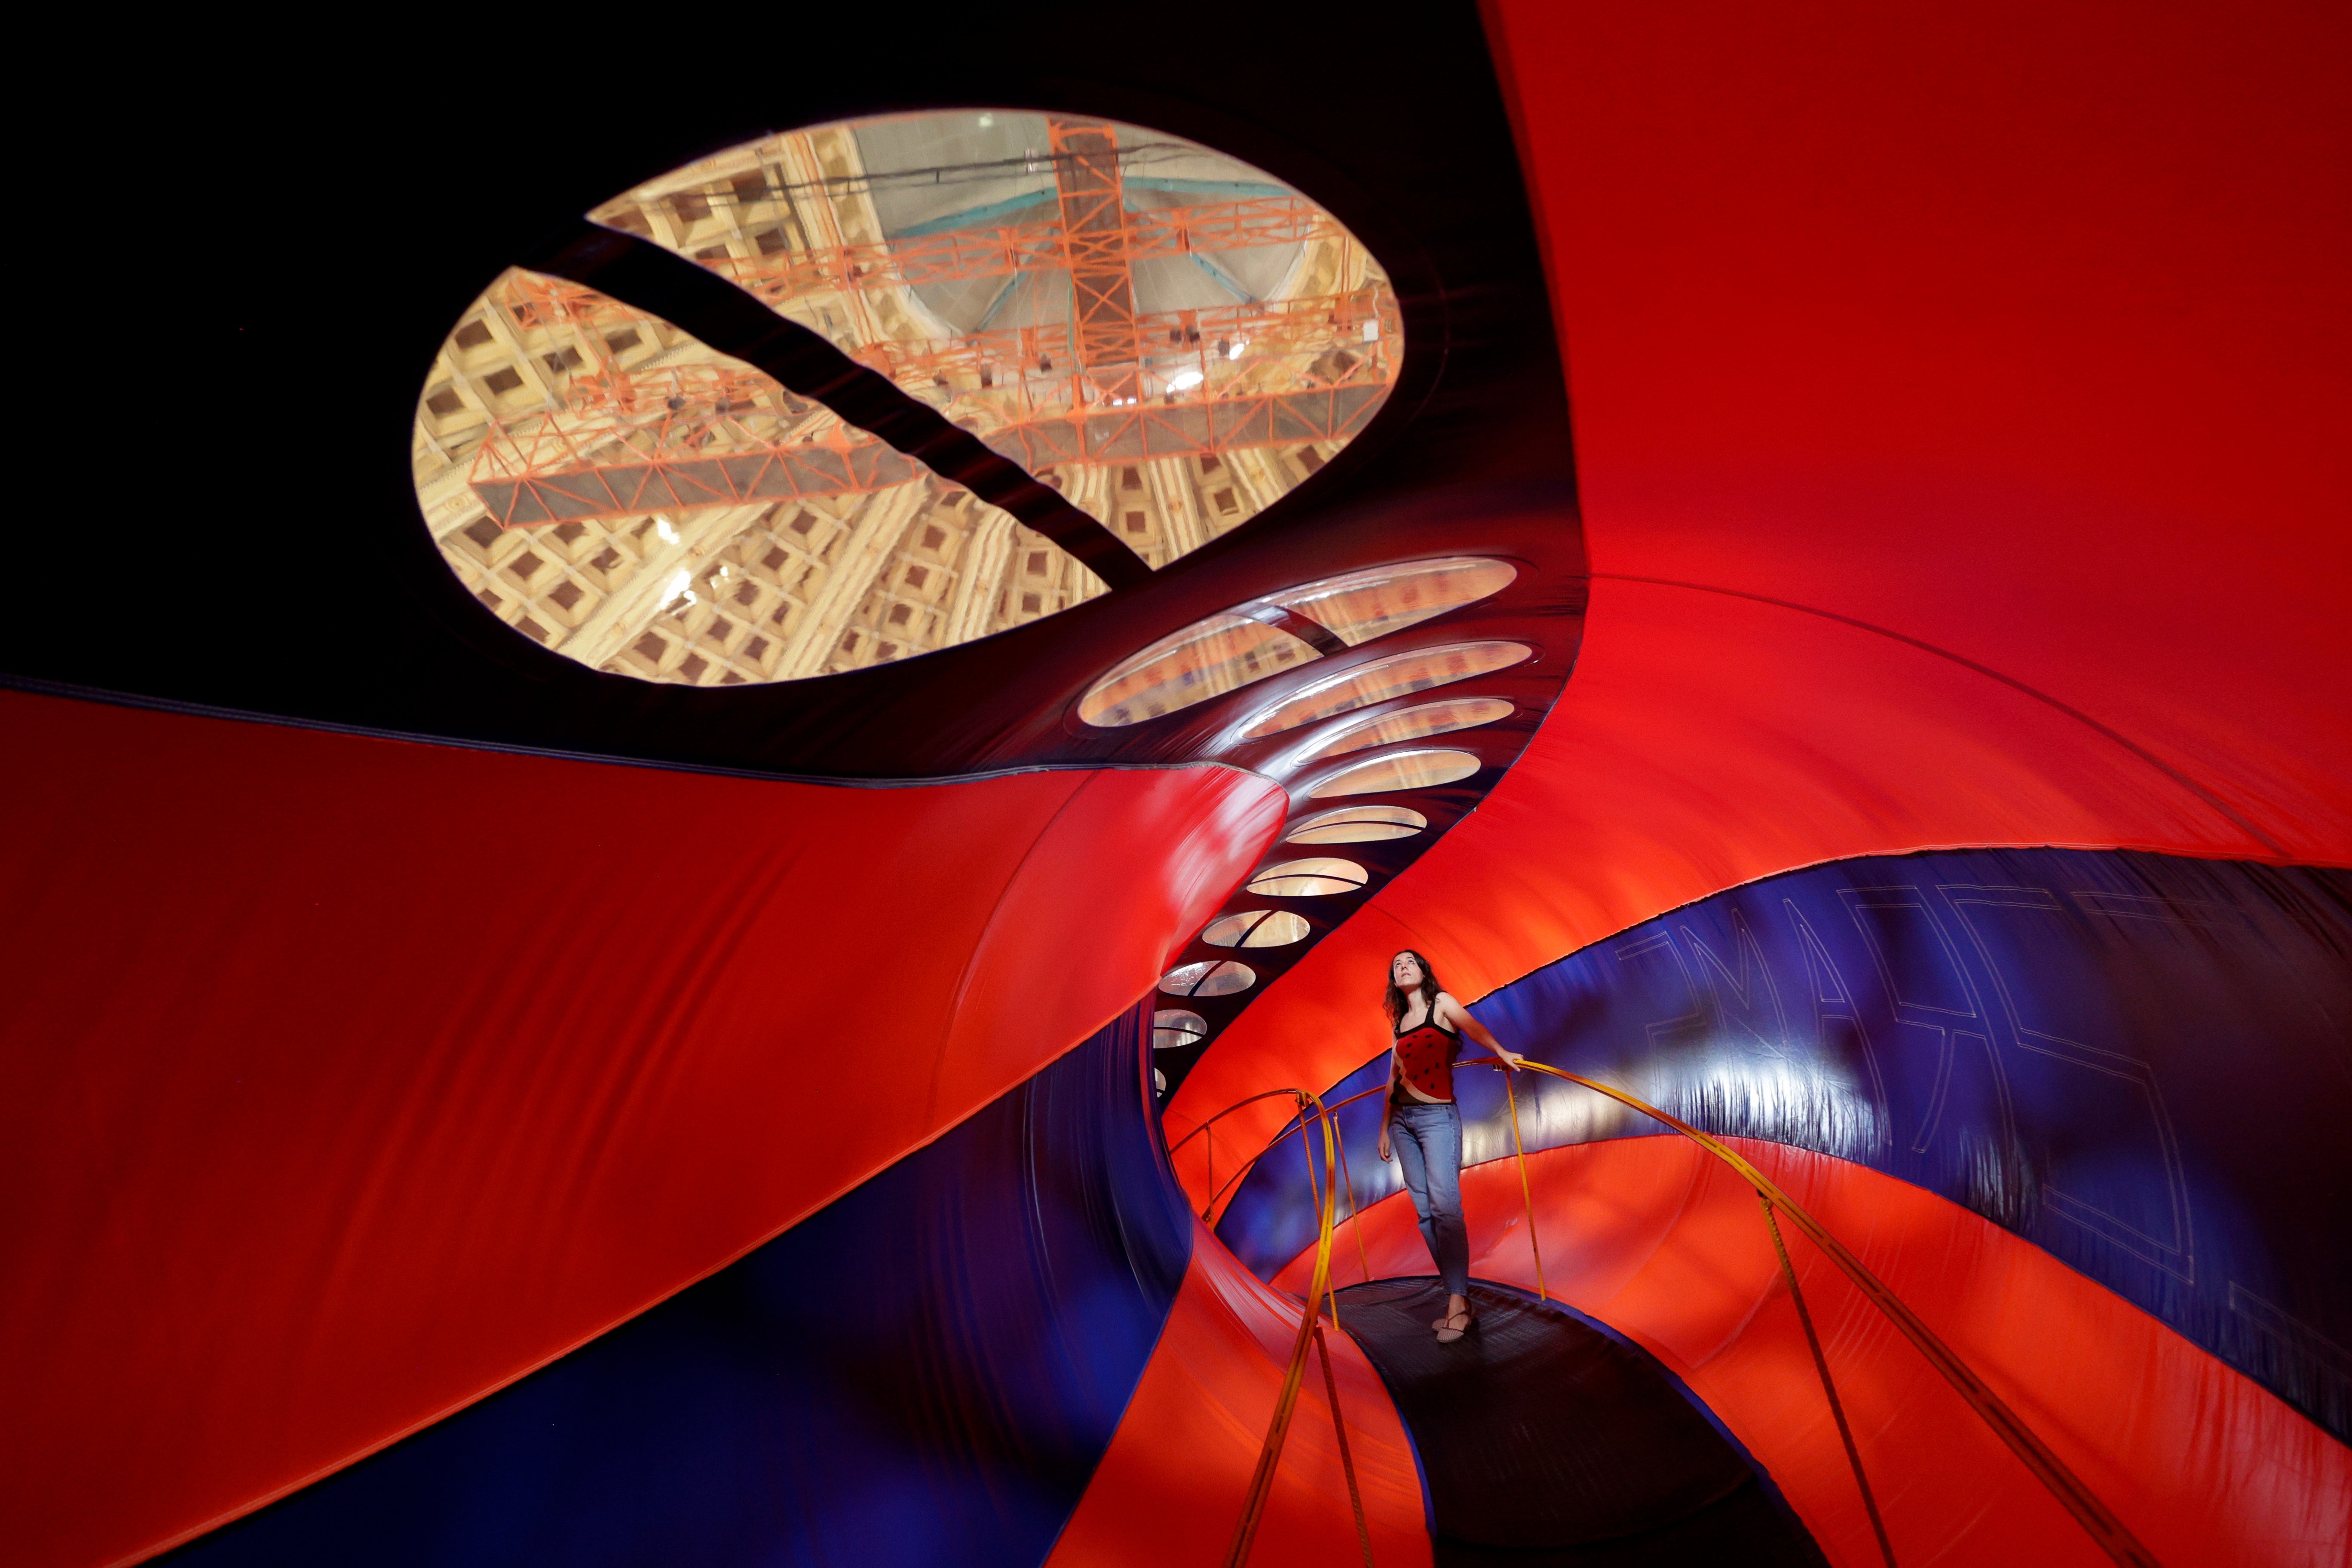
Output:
[1376,949,1525,1342]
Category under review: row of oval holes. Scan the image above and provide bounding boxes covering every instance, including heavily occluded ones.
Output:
[1139,564,1531,1061]
[1155,802,1442,1053]
[1153,799,1421,1051]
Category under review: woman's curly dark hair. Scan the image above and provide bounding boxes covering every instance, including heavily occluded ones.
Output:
[1383,949,1442,1029]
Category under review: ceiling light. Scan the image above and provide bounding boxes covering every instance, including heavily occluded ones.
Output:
[1167,369,1204,391]
[1227,340,1247,360]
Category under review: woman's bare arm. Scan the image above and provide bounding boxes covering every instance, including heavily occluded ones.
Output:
[1437,992,1524,1069]
[1378,1047,1400,1159]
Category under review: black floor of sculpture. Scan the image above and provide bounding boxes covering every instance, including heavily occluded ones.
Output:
[1333,1278,1829,1565]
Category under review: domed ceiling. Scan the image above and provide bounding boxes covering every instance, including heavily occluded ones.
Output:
[412,110,1399,687]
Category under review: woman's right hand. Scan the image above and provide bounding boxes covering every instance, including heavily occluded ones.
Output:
[1378,1126,1392,1162]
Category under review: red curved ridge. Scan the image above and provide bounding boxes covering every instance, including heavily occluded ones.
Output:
[0,689,1285,1568]
[1049,1219,1429,1568]
[1273,1139,2351,1568]
[1175,0,2351,1213]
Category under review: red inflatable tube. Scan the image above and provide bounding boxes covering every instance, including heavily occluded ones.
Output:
[1483,0,2352,859]
[1174,0,2351,1220]
[1050,1218,1429,1568]
[1274,1139,2350,1566]
[1161,572,2329,1200]
[0,690,1283,1568]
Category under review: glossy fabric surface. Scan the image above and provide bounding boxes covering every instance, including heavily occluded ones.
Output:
[1275,1140,2352,1568]
[168,1005,1187,1567]
[1336,1277,1824,1565]
[1168,0,2351,1191]
[1493,0,2352,856]
[0,691,1281,1568]
[9,6,2349,1561]
[1046,1220,1428,1568]
[1163,573,2318,1183]
[1216,847,2352,1439]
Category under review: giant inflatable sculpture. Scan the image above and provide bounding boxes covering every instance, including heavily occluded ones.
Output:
[3,6,2346,1565]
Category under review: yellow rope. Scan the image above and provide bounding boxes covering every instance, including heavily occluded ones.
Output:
[1762,1193,1896,1567]
[1314,1320,1375,1567]
[1191,1084,1388,1225]
[1329,1109,1375,1286]
[1223,1093,1342,1568]
[1296,1112,1343,1334]
[1499,1066,1546,1302]
[1197,1054,2157,1568]
[1462,1057,2159,1568]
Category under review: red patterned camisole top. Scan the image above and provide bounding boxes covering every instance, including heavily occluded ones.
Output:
[1392,1006,1462,1104]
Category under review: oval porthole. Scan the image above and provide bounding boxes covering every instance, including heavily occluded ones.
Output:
[1079,614,1320,728]
[1079,557,1514,729]
[1309,747,1482,799]
[417,276,1079,685]
[1245,858,1369,897]
[1285,805,1428,843]
[420,109,1400,685]
[1154,1009,1210,1050]
[1242,642,1531,739]
[1269,557,1516,646]
[1200,910,1314,948]
[1159,960,1256,998]
[1298,696,1513,762]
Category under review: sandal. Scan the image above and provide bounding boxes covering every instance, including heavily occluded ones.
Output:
[1435,1303,1476,1343]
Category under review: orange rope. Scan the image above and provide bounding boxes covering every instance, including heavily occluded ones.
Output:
[1223,1092,1342,1568]
[1314,1320,1376,1568]
[1328,1105,1375,1286]
[1498,1065,1546,1302]
[1289,1093,1370,1561]
[1762,1193,1895,1568]
[1189,1054,2153,1568]
[1170,1085,1362,1158]
[1458,1056,2158,1568]
[1192,1084,1388,1226]
[1296,1114,1343,1335]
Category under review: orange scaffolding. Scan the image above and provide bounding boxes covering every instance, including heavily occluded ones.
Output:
[470,268,1396,528]
[462,129,1398,529]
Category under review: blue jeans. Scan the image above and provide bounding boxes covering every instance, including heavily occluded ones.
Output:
[1388,1099,1469,1298]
